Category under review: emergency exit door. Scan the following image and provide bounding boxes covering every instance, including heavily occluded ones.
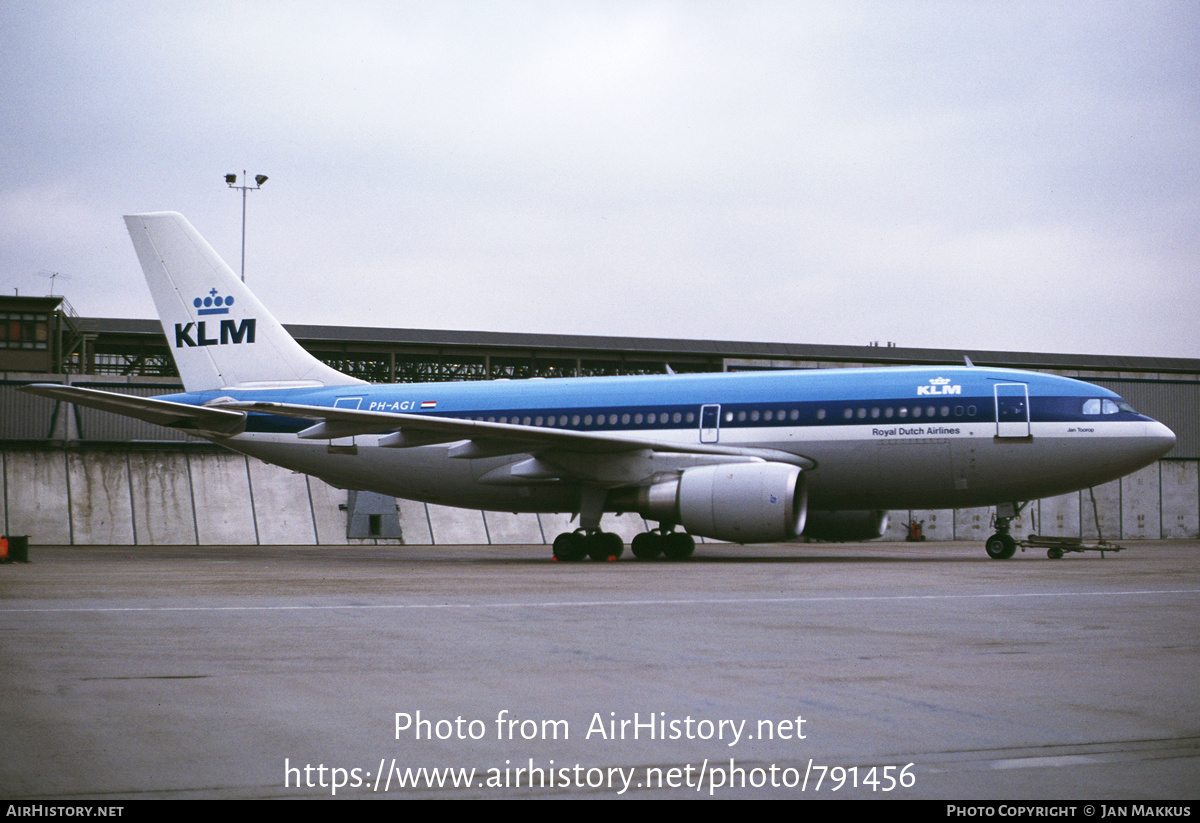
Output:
[700,404,721,443]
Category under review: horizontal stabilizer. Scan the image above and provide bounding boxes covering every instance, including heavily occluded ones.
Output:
[19,384,246,436]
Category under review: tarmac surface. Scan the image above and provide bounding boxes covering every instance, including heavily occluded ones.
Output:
[1,539,1198,799]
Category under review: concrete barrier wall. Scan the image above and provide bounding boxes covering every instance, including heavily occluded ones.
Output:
[2,445,1198,545]
[189,451,257,545]
[248,461,318,544]
[1162,460,1200,539]
[67,451,135,545]
[127,450,196,545]
[4,449,71,544]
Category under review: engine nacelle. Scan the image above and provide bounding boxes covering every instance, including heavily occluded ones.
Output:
[802,509,889,542]
[632,462,807,543]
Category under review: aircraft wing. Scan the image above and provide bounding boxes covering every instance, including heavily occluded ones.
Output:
[19,384,246,436]
[213,400,814,484]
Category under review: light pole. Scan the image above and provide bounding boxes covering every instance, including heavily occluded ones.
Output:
[224,171,268,281]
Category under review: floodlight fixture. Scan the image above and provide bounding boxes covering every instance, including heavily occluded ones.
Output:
[224,169,269,282]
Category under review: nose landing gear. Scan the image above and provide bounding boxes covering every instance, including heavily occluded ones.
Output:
[984,502,1024,559]
[983,500,1125,559]
[985,530,1018,559]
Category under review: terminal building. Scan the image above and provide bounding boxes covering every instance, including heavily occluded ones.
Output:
[2,293,1198,547]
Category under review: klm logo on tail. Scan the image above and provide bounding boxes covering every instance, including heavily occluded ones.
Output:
[175,289,256,348]
[194,288,233,315]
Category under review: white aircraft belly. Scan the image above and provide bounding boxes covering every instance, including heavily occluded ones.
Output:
[219,417,1170,514]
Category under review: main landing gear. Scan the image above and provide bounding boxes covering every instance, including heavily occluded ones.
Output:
[554,485,633,562]
[550,528,696,562]
[552,529,624,562]
[630,528,695,561]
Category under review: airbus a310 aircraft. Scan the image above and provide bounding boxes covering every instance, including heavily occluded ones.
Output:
[23,213,1176,561]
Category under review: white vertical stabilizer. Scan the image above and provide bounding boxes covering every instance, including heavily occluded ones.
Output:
[124,212,365,392]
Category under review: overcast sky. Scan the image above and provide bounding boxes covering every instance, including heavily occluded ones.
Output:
[3,1,1198,359]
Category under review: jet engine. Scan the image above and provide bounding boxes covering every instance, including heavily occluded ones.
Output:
[801,509,889,542]
[630,462,807,543]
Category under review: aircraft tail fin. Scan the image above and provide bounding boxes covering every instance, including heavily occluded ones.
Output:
[124,212,365,392]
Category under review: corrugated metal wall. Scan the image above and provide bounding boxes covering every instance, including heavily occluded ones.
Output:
[71,382,192,442]
[0,384,60,439]
[1,376,188,442]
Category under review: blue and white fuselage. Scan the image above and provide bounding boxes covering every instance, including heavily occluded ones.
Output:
[21,213,1176,560]
[167,364,1171,515]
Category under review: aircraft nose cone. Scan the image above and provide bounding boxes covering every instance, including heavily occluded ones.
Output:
[1147,420,1177,458]
[1098,419,1177,481]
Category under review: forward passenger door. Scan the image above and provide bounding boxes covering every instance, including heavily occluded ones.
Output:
[994,383,1031,438]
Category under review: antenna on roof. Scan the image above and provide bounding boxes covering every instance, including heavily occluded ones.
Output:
[37,270,72,297]
[964,355,975,367]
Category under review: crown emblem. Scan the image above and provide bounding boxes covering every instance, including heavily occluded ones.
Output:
[930,377,951,385]
[193,288,235,316]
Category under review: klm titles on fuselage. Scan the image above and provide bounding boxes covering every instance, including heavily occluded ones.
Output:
[175,289,256,348]
[917,377,961,396]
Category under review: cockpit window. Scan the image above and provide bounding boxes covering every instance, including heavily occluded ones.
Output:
[1083,398,1134,415]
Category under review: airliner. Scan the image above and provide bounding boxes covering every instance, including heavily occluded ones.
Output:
[22,212,1176,561]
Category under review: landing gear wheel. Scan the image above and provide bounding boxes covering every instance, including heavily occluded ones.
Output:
[605,532,625,561]
[630,532,662,560]
[588,531,624,561]
[662,531,696,561]
[1047,547,1064,560]
[985,533,1017,560]
[552,531,588,562]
